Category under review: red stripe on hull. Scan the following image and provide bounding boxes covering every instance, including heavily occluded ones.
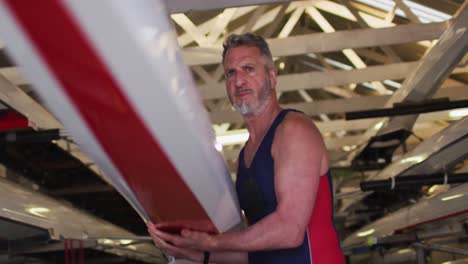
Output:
[0,110,29,131]
[395,209,468,233]
[5,1,215,233]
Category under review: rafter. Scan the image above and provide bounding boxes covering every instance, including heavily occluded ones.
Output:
[177,6,257,47]
[312,0,395,28]
[171,14,209,47]
[299,57,360,98]
[240,5,269,33]
[164,0,289,14]
[0,73,61,129]
[0,73,115,186]
[209,85,468,124]
[206,8,237,45]
[182,21,446,65]
[192,66,217,85]
[199,61,418,99]
[312,0,435,47]
[394,0,422,23]
[1,62,417,97]
[305,5,388,94]
[188,4,298,85]
[385,3,398,23]
[263,3,289,37]
[349,2,468,163]
[339,0,401,63]
[384,5,468,108]
[0,67,25,85]
[217,109,457,155]
[217,4,298,44]
[278,5,304,38]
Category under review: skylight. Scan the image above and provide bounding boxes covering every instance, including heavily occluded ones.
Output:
[355,0,451,23]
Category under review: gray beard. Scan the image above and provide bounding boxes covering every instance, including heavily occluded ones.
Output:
[234,102,253,116]
[234,77,272,117]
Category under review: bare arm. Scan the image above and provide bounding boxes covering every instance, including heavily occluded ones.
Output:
[214,113,326,250]
[211,251,248,264]
[158,113,328,252]
[147,224,248,263]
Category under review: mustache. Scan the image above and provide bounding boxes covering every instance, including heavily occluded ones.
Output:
[234,88,253,96]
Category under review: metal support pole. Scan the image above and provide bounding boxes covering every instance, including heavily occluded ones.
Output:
[413,243,428,264]
[360,172,468,192]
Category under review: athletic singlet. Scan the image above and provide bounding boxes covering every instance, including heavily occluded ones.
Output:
[235,109,345,264]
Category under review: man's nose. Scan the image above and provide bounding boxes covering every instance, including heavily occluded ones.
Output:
[234,72,247,87]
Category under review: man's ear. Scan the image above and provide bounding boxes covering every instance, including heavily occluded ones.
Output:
[268,66,277,88]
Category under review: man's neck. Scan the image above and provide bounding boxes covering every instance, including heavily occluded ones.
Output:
[243,102,281,143]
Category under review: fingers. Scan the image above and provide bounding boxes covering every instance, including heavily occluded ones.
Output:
[181,229,205,239]
[147,225,203,261]
[146,222,157,234]
[147,225,191,250]
[147,224,216,252]
[181,229,217,250]
[155,229,191,247]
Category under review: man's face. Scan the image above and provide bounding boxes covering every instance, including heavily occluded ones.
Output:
[223,46,276,116]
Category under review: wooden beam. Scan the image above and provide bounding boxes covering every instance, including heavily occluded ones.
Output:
[209,85,468,124]
[222,134,364,161]
[200,61,419,99]
[164,0,289,14]
[339,0,401,63]
[171,14,208,47]
[177,6,257,47]
[394,0,422,23]
[182,21,447,65]
[0,73,61,129]
[206,8,237,45]
[0,67,27,85]
[5,61,422,97]
[0,74,115,186]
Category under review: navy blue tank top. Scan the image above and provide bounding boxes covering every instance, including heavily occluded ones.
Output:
[235,109,311,263]
[235,109,345,264]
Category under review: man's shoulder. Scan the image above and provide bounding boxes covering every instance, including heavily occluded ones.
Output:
[272,110,328,170]
[278,111,319,136]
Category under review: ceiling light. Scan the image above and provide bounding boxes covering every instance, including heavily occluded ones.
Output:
[355,0,450,23]
[279,62,285,70]
[374,121,385,130]
[27,207,50,218]
[357,228,375,237]
[343,145,357,152]
[216,130,248,146]
[441,193,464,201]
[397,248,413,254]
[400,155,426,164]
[383,80,401,89]
[120,239,133,245]
[327,59,353,70]
[449,108,468,119]
[428,185,439,194]
[98,239,115,245]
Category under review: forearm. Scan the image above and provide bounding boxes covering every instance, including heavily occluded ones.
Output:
[210,251,248,264]
[216,211,303,252]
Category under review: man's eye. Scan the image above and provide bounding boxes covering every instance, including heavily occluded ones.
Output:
[226,71,234,77]
[245,67,254,72]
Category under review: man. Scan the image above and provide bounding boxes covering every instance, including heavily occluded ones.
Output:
[148,33,345,263]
